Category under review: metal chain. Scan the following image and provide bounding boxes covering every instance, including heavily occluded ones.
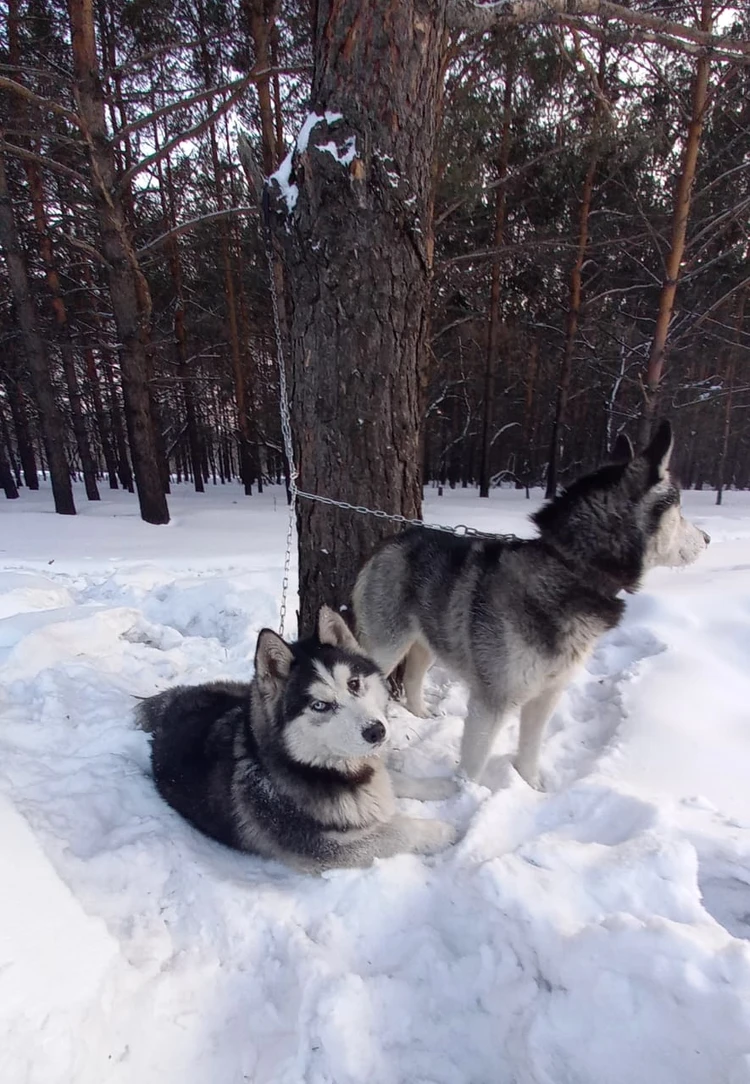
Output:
[293,489,501,537]
[262,189,298,637]
[260,189,516,635]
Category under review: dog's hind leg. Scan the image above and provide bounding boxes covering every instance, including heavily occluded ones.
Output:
[458,694,513,783]
[402,640,433,718]
[358,632,415,681]
[515,685,564,789]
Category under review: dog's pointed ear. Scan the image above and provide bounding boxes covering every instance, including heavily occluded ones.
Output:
[255,628,293,693]
[317,605,362,653]
[643,419,673,479]
[611,432,634,464]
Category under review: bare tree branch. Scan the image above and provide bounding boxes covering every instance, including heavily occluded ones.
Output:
[137,206,258,257]
[0,76,82,126]
[0,140,88,186]
[113,68,310,146]
[448,1,750,61]
[117,75,253,192]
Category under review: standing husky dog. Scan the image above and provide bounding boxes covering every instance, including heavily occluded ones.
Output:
[353,421,709,790]
[136,606,456,872]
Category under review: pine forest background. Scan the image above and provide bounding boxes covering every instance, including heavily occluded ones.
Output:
[1,0,749,521]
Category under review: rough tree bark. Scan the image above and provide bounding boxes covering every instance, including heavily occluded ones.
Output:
[268,0,450,633]
[638,0,712,446]
[479,56,515,498]
[0,152,76,514]
[67,0,169,524]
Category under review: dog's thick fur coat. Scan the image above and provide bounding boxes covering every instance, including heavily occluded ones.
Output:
[136,607,455,872]
[353,422,709,789]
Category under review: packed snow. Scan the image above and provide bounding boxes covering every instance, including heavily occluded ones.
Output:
[2,482,750,1084]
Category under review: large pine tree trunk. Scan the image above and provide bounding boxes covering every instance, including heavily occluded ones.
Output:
[0,153,76,515]
[268,1,449,634]
[67,0,169,524]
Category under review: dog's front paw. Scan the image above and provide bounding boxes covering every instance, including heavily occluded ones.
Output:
[513,758,544,791]
[406,699,430,719]
[410,818,457,855]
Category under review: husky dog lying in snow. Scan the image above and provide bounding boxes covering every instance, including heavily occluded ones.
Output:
[136,606,456,872]
[353,420,710,791]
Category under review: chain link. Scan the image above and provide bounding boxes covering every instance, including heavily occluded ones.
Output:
[260,190,516,635]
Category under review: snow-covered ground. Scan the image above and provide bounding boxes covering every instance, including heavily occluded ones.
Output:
[2,482,750,1084]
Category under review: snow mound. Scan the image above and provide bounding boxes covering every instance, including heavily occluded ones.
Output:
[1,484,750,1083]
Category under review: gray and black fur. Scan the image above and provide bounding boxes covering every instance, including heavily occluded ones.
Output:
[136,606,456,873]
[353,421,710,790]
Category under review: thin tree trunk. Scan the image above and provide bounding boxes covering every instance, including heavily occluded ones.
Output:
[194,21,254,497]
[84,348,118,489]
[546,45,606,497]
[24,159,100,500]
[4,364,39,488]
[0,153,76,514]
[243,0,280,174]
[638,0,712,446]
[270,0,451,633]
[479,58,515,499]
[0,401,21,487]
[161,145,204,493]
[523,336,539,493]
[0,402,20,499]
[79,260,134,492]
[0,446,19,499]
[716,291,745,505]
[67,0,169,524]
[270,26,286,165]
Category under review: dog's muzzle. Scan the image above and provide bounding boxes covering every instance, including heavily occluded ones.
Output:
[362,721,386,745]
[701,530,711,546]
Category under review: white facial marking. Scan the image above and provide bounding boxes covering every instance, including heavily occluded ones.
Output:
[283,660,390,768]
[644,477,708,570]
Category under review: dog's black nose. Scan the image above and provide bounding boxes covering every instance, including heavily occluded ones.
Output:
[702,530,711,545]
[362,721,386,745]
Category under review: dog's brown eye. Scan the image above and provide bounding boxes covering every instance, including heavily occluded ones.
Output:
[347,677,360,695]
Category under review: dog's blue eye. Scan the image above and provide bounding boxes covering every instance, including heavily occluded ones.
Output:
[310,700,332,713]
